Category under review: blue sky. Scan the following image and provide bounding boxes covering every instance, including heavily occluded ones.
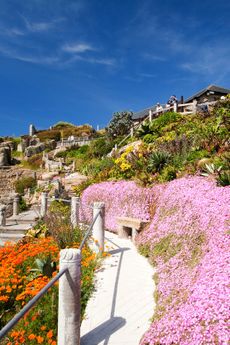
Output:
[0,0,229,136]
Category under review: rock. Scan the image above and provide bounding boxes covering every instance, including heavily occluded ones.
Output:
[24,143,46,157]
[0,146,11,166]
[41,172,59,181]
[63,172,88,192]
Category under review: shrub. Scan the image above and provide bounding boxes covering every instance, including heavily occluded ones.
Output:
[88,137,114,158]
[143,134,156,143]
[19,196,28,212]
[217,170,230,186]
[45,201,87,249]
[14,177,37,195]
[73,179,94,196]
[21,153,43,170]
[53,121,75,128]
[149,112,182,134]
[106,111,133,138]
[158,165,177,182]
[147,151,171,173]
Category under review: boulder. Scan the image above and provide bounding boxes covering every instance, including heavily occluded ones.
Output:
[24,143,46,158]
[0,146,11,166]
[41,172,59,181]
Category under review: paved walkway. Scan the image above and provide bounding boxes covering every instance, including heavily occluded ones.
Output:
[81,231,155,345]
[0,209,38,246]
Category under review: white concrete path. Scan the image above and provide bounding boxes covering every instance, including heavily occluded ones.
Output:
[81,231,155,345]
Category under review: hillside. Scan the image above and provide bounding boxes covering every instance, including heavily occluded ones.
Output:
[56,97,229,188]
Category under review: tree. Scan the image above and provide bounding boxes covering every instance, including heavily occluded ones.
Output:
[106,111,133,138]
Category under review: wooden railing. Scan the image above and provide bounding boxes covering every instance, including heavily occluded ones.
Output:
[114,100,217,150]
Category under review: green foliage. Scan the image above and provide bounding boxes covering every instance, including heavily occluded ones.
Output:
[53,121,75,128]
[55,145,89,159]
[186,149,210,162]
[138,244,150,257]
[201,163,222,177]
[150,112,182,134]
[147,151,171,173]
[19,196,28,212]
[45,201,85,249]
[158,165,177,182]
[88,137,114,158]
[143,133,157,143]
[136,120,152,137]
[73,180,94,196]
[20,153,43,170]
[150,234,183,265]
[14,177,37,195]
[217,171,230,186]
[106,111,133,138]
[30,256,57,278]
[82,157,115,177]
[37,124,94,142]
[27,221,49,238]
[36,129,61,142]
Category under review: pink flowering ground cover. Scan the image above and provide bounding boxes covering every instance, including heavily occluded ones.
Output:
[137,176,230,345]
[80,177,230,344]
[80,180,163,231]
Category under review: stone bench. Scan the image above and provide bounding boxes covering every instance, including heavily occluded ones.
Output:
[117,216,148,242]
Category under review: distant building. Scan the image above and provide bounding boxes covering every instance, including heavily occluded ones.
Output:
[132,84,230,123]
[184,84,230,103]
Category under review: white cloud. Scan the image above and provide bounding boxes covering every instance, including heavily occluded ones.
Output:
[87,57,115,66]
[180,45,230,77]
[21,16,64,33]
[5,28,25,36]
[138,72,156,78]
[62,43,95,53]
[0,45,59,65]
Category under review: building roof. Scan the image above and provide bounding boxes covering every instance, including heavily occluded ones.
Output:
[132,84,230,121]
[185,84,230,102]
[132,104,168,120]
[132,106,155,120]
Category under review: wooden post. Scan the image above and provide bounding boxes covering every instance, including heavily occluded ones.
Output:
[13,193,20,216]
[0,205,6,226]
[130,127,134,138]
[40,192,48,218]
[71,196,80,228]
[92,202,105,254]
[149,109,152,121]
[192,99,198,114]
[173,102,178,112]
[58,249,81,345]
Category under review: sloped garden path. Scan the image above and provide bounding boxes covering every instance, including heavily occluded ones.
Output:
[81,231,155,345]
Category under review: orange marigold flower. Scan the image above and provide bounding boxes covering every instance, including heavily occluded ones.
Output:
[47,330,53,338]
[41,325,46,331]
[28,334,36,340]
[37,335,44,343]
[0,295,9,302]
[19,336,25,343]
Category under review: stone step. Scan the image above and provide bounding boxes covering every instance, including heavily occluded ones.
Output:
[0,223,32,234]
[7,210,39,224]
[7,218,38,225]
[0,233,25,246]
